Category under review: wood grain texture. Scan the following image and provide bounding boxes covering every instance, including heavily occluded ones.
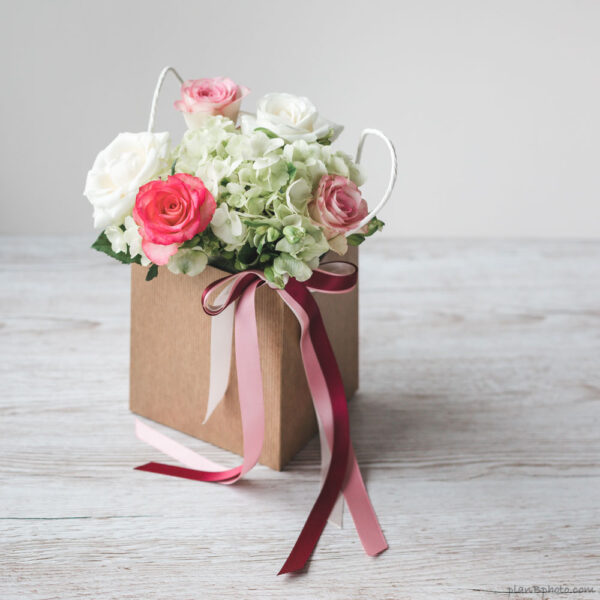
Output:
[1,236,599,600]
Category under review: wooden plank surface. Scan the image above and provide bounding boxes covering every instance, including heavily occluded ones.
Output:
[1,236,599,600]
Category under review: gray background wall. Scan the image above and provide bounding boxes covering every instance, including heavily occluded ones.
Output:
[2,0,599,237]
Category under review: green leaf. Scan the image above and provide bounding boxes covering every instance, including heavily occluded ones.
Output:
[207,255,237,274]
[180,235,201,249]
[366,217,385,236]
[286,162,297,180]
[145,264,159,281]
[237,242,258,266]
[346,218,385,247]
[170,159,178,175]
[254,127,279,139]
[91,231,141,264]
[316,128,334,145]
[346,234,366,246]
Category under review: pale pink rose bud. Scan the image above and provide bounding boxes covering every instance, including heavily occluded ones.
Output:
[174,77,250,129]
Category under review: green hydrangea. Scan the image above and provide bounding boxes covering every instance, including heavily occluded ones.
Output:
[162,116,375,286]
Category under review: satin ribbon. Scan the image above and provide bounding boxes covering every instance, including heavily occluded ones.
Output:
[203,286,235,424]
[134,263,387,574]
[206,281,344,526]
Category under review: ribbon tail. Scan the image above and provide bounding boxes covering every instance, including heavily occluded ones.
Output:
[343,443,388,556]
[134,279,265,485]
[204,292,235,424]
[314,403,386,552]
[277,281,350,575]
[312,381,386,554]
[135,418,226,472]
[317,409,344,528]
[277,281,387,573]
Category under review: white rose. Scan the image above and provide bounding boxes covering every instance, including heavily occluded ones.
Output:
[84,132,170,229]
[240,93,343,143]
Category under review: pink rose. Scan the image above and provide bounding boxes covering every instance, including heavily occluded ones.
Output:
[309,175,369,238]
[133,173,216,265]
[174,77,250,129]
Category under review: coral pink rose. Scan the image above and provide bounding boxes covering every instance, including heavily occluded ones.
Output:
[309,175,369,238]
[133,173,216,265]
[174,77,250,129]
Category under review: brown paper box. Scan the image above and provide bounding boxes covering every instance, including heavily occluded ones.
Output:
[130,246,358,470]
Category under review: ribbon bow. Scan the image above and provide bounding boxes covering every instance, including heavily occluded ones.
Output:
[134,262,387,574]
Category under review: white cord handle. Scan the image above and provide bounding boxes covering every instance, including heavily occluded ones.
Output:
[147,66,184,133]
[346,128,398,235]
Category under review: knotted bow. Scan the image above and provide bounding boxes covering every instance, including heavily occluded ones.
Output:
[134,263,387,574]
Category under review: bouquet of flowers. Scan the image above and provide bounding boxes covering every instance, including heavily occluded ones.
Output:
[84,75,384,286]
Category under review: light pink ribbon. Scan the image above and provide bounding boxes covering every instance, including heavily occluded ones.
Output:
[199,277,344,526]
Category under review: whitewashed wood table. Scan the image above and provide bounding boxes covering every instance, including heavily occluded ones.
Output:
[1,236,599,600]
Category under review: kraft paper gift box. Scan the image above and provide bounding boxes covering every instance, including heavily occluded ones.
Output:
[130,245,358,471]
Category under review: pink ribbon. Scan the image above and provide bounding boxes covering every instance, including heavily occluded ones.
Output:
[134,263,387,574]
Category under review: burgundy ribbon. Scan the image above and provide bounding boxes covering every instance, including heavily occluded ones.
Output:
[135,263,387,573]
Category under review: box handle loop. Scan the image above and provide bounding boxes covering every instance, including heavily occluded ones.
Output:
[348,128,398,235]
[147,66,184,133]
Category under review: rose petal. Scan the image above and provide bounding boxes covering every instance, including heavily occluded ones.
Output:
[141,240,179,265]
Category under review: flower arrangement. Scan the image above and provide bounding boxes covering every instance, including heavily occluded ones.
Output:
[85,71,395,574]
[85,76,384,287]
